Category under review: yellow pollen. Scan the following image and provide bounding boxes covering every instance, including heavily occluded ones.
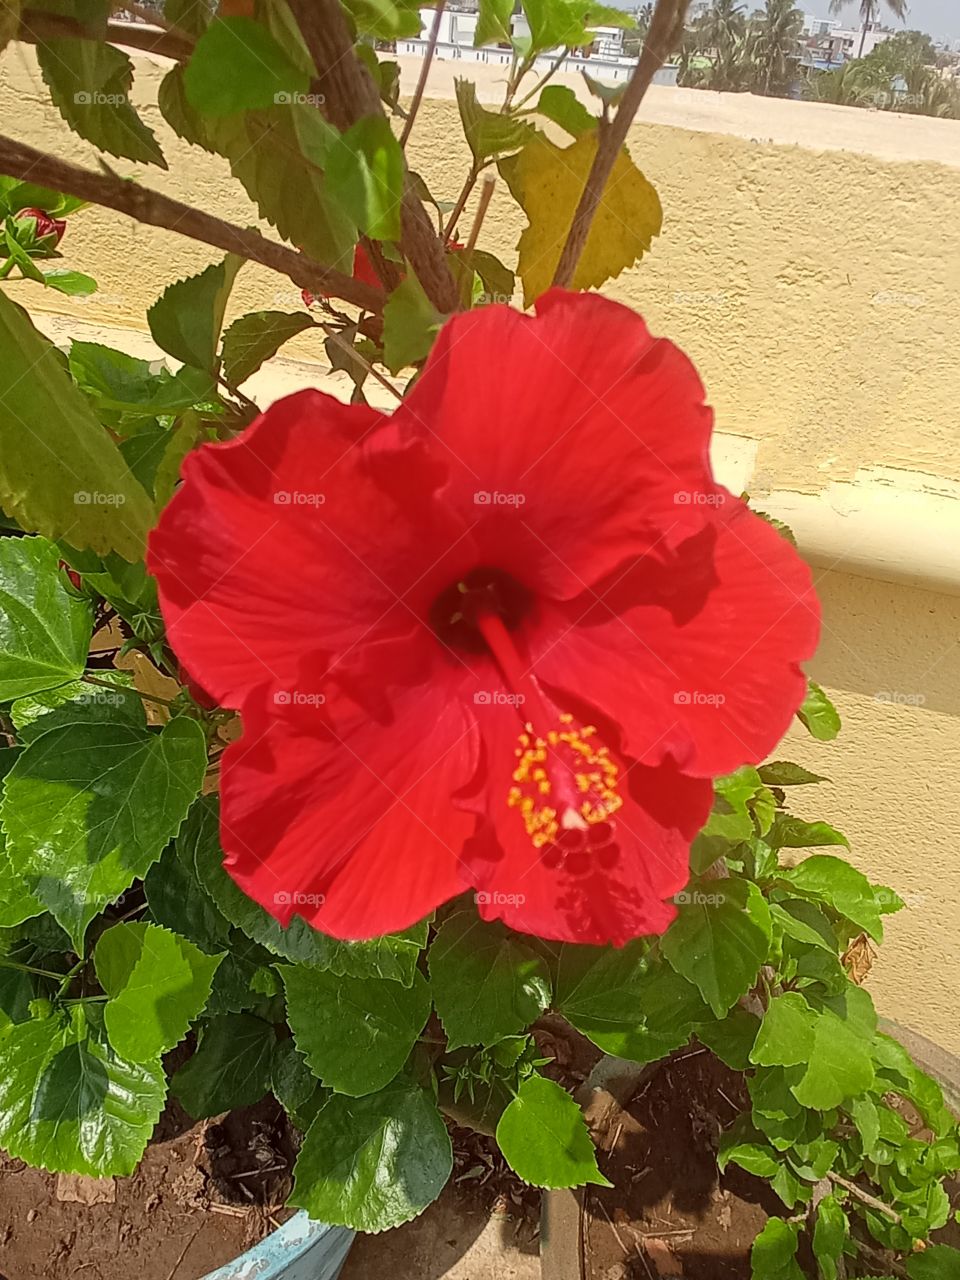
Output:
[505,718,623,847]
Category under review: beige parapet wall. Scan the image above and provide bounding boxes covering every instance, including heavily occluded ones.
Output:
[2,46,959,1049]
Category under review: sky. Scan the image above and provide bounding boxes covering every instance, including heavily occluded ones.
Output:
[796,1,957,42]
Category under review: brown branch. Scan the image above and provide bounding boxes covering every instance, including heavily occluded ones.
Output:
[287,0,460,314]
[18,8,194,61]
[399,0,447,149]
[551,0,690,289]
[0,135,385,312]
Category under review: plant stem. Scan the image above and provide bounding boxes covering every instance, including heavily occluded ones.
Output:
[0,256,16,280]
[214,371,259,416]
[0,958,67,981]
[513,51,569,112]
[400,0,447,149]
[458,172,496,306]
[551,0,690,289]
[320,324,403,402]
[828,1172,903,1224]
[18,8,194,61]
[0,135,384,314]
[81,672,180,711]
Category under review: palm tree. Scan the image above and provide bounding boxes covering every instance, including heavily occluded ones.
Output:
[751,0,803,95]
[697,0,748,90]
[828,0,908,59]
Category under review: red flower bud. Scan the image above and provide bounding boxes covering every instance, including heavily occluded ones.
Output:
[16,207,67,247]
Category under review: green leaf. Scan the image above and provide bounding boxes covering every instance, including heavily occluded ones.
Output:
[0,535,92,701]
[0,747,43,929]
[184,17,310,116]
[159,68,356,273]
[148,254,244,374]
[791,991,876,1110]
[184,797,429,984]
[907,1246,960,1279]
[797,681,841,740]
[718,1130,780,1179]
[751,1218,804,1280]
[696,1008,760,1070]
[342,0,426,38]
[13,672,145,744]
[780,855,884,942]
[496,1075,610,1189]
[770,899,838,953]
[37,39,165,166]
[271,1038,322,1128]
[95,922,222,1061]
[382,274,444,373]
[42,269,98,297]
[143,840,232,955]
[455,79,536,162]
[555,939,648,1028]
[582,70,627,107]
[325,116,405,241]
[661,879,772,1017]
[0,292,155,560]
[172,1013,275,1118]
[751,993,817,1068]
[535,84,596,136]
[475,0,513,44]
[0,1005,165,1175]
[69,343,214,425]
[758,762,828,787]
[0,176,86,219]
[1,716,207,950]
[291,1081,452,1230]
[812,1194,847,1280]
[281,965,431,1096]
[770,816,848,850]
[429,912,551,1050]
[220,310,315,386]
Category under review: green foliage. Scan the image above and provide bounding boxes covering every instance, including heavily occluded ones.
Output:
[325,117,406,241]
[220,310,316,386]
[148,254,245,375]
[382,274,444,373]
[496,1075,610,1189]
[455,79,536,162]
[184,17,310,116]
[172,1013,276,1118]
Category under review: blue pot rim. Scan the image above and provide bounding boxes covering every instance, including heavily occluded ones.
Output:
[200,1210,354,1280]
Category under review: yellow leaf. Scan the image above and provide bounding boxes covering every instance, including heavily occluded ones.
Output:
[499,133,662,307]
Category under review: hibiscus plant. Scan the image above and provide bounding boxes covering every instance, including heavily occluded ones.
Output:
[0,1,958,1277]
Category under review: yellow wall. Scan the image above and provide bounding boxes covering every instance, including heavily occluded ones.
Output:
[2,46,959,1047]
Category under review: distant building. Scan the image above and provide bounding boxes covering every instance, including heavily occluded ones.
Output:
[396,7,680,86]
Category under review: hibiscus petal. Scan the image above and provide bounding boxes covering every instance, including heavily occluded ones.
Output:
[390,290,721,601]
[532,502,820,775]
[463,696,712,946]
[219,665,479,939]
[148,389,472,708]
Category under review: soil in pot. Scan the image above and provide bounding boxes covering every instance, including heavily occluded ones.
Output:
[0,1096,296,1280]
[584,1048,787,1280]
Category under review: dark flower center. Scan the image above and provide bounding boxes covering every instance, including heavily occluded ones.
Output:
[430,566,531,653]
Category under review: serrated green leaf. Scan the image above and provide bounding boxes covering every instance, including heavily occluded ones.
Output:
[158,67,356,273]
[1,716,207,950]
[0,747,43,929]
[0,293,156,560]
[184,797,429,983]
[475,0,512,44]
[14,673,145,744]
[37,39,165,166]
[0,535,92,701]
[661,879,772,1017]
[797,681,841,740]
[281,964,430,1096]
[752,1218,804,1279]
[535,84,596,137]
[148,254,244,374]
[0,1005,165,1175]
[812,1193,847,1280]
[791,994,876,1110]
[758,762,828,787]
[172,1013,275,1118]
[42,269,98,297]
[906,1245,960,1278]
[143,840,232,954]
[291,1081,452,1230]
[496,1075,609,1189]
[325,116,405,241]
[719,1136,780,1179]
[429,912,550,1051]
[770,899,838,953]
[770,816,848,850]
[697,1007,760,1070]
[555,938,648,1027]
[95,921,222,1061]
[184,16,310,115]
[68,343,214,426]
[455,78,536,162]
[220,310,315,386]
[271,1037,323,1129]
[780,855,884,942]
[382,273,444,374]
[751,993,818,1068]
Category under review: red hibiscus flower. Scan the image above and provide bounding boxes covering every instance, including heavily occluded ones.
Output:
[148,291,819,946]
[15,206,66,249]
